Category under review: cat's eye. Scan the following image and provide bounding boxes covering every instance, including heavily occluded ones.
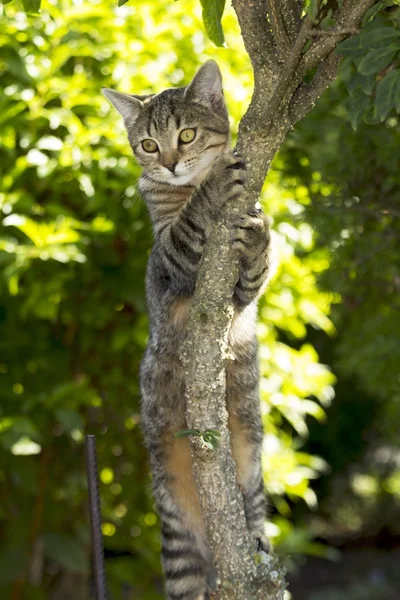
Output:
[142,139,158,153]
[179,128,196,144]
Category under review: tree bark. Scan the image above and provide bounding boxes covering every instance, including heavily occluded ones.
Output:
[180,1,376,598]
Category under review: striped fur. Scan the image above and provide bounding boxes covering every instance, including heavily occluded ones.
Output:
[104,61,272,599]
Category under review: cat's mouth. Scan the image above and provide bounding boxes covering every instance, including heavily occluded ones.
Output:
[152,169,200,187]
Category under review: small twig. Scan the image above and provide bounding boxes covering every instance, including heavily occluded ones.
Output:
[289,50,340,125]
[310,27,360,36]
[300,0,376,73]
[85,435,108,600]
[267,16,314,117]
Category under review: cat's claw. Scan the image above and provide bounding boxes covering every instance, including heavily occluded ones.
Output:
[231,211,270,264]
[256,534,271,554]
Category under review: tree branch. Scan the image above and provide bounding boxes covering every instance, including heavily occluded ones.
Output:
[281,0,302,40]
[300,0,376,73]
[266,0,292,60]
[233,0,277,78]
[266,16,313,118]
[289,51,340,125]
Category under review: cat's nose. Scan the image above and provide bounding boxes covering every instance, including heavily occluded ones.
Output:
[164,162,177,173]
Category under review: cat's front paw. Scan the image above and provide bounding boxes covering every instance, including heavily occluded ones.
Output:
[231,210,270,266]
[202,152,247,217]
[256,534,271,554]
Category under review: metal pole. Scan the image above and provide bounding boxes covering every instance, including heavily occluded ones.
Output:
[85,435,108,600]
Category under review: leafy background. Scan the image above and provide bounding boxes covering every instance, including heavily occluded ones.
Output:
[0,1,399,599]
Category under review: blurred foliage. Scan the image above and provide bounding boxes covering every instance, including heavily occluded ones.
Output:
[0,0,398,599]
[277,40,400,559]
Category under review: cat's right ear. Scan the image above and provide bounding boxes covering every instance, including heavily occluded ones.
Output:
[184,60,225,112]
[102,88,143,124]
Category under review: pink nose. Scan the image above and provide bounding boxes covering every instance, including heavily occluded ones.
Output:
[164,163,177,173]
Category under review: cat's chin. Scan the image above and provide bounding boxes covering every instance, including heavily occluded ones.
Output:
[153,172,201,187]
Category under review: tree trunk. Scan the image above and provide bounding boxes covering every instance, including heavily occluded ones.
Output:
[180,1,376,598]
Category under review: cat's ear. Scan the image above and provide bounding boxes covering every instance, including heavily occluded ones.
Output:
[184,61,225,111]
[102,88,143,123]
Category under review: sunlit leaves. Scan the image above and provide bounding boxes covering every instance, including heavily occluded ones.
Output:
[21,0,41,13]
[11,436,41,455]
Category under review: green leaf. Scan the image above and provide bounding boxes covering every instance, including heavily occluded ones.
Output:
[363,2,384,25]
[118,0,129,6]
[0,416,42,450]
[43,533,89,573]
[1,0,15,5]
[0,546,28,585]
[174,429,201,438]
[358,47,397,75]
[375,70,400,121]
[335,36,364,58]
[11,437,42,455]
[348,87,370,130]
[201,440,215,450]
[55,408,85,433]
[360,74,376,95]
[363,1,397,25]
[363,102,383,124]
[201,429,221,451]
[200,0,226,47]
[361,27,400,47]
[21,0,41,13]
[307,0,319,23]
[205,429,222,437]
[396,72,400,113]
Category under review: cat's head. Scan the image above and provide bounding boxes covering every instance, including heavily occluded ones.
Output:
[102,61,230,186]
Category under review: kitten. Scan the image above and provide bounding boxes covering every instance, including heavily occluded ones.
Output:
[103,60,271,600]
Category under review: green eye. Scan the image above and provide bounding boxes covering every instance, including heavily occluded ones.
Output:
[142,139,158,153]
[179,128,196,144]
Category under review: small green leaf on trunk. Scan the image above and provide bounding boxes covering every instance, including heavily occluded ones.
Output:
[174,429,201,438]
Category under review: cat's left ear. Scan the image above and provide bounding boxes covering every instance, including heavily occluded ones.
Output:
[102,88,144,124]
[184,60,225,112]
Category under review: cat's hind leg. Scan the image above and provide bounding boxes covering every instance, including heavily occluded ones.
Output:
[226,349,270,554]
[152,435,217,600]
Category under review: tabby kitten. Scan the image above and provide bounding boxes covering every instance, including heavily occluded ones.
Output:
[103,61,272,600]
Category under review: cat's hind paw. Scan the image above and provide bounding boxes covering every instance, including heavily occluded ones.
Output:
[231,210,270,266]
